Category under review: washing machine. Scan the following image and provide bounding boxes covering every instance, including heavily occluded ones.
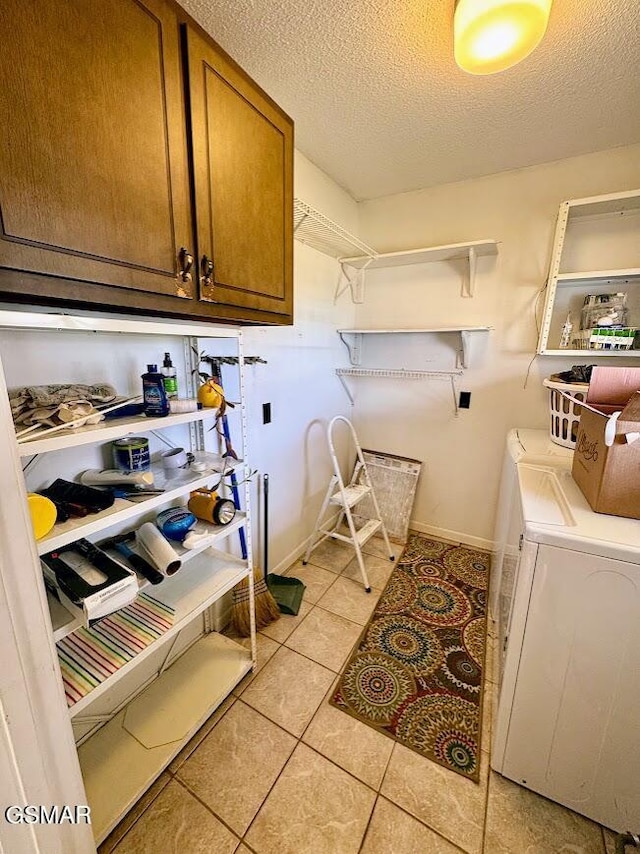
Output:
[491,429,640,831]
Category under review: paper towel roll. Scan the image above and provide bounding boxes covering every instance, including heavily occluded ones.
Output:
[136,522,182,576]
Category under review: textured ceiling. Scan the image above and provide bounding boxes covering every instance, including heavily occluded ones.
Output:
[180,0,640,201]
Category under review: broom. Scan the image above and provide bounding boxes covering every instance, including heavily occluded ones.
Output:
[201,357,279,636]
[229,465,280,636]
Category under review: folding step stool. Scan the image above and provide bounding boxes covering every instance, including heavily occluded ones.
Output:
[303,415,395,592]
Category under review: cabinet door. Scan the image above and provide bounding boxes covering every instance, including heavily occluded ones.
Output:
[0,0,194,302]
[185,26,294,321]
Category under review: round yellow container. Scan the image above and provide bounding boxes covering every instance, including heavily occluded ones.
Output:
[27,493,58,540]
[197,380,224,408]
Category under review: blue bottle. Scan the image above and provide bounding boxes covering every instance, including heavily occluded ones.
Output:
[142,365,170,417]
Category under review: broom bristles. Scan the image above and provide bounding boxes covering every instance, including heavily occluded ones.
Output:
[232,567,280,637]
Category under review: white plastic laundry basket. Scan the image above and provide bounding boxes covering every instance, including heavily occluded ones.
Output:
[542,378,589,449]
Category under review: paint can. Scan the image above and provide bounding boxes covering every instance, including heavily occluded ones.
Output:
[112,436,150,472]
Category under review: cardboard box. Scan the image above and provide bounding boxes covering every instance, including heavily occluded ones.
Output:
[571,367,640,519]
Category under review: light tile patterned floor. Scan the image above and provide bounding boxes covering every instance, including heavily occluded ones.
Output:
[100,536,615,854]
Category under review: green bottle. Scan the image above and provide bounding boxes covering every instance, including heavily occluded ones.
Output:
[162,352,178,398]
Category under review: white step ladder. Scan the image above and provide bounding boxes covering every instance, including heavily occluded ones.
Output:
[303,415,395,592]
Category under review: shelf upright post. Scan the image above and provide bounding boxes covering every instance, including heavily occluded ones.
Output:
[236,330,257,667]
[537,201,571,353]
[186,335,205,453]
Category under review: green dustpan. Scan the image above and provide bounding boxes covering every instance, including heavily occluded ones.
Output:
[266,574,306,616]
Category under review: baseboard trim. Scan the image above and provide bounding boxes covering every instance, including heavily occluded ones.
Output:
[409,520,494,552]
[269,512,342,576]
[269,533,318,576]
[271,517,493,576]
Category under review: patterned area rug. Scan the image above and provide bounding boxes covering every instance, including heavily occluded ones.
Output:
[331,533,490,782]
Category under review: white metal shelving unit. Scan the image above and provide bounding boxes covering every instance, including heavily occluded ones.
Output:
[0,309,257,845]
[293,197,498,303]
[537,188,640,356]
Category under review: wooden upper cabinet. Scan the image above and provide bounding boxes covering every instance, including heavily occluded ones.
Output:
[0,1,294,324]
[0,0,194,301]
[184,26,294,320]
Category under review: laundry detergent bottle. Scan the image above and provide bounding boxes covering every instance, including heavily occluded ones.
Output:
[142,364,170,417]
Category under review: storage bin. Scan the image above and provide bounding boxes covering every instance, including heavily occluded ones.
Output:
[572,328,637,351]
[580,293,628,331]
[542,378,589,448]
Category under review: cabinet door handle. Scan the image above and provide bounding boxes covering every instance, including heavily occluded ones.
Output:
[178,247,194,283]
[200,255,214,289]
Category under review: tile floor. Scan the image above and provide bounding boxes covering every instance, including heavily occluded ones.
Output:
[99,536,618,854]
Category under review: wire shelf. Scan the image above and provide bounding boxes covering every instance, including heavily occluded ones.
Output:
[336,367,462,379]
[293,198,377,262]
[336,367,463,412]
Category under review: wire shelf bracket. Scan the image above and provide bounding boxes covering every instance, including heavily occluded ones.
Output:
[293,198,378,305]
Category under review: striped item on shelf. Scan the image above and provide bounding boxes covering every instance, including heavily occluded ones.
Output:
[56,593,175,708]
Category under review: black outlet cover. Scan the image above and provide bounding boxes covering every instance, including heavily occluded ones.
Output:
[262,402,271,424]
[459,391,471,409]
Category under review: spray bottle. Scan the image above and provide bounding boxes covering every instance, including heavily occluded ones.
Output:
[162,352,178,398]
[559,313,574,349]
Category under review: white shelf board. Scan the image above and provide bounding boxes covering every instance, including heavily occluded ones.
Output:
[173,513,246,563]
[338,326,491,334]
[340,239,498,270]
[78,632,252,844]
[337,327,491,369]
[555,268,640,285]
[0,309,241,339]
[67,550,249,717]
[539,349,640,357]
[48,589,81,642]
[17,407,220,457]
[566,188,640,217]
[47,511,247,643]
[36,458,244,555]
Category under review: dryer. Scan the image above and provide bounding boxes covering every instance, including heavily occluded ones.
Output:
[491,429,640,831]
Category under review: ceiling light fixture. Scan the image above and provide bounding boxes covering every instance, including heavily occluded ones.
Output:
[454,0,552,75]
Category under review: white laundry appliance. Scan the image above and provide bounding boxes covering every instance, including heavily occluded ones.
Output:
[491,428,640,832]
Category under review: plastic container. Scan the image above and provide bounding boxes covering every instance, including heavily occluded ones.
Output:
[559,313,573,349]
[572,327,637,351]
[542,378,589,448]
[580,293,628,330]
[142,364,170,417]
[156,507,196,542]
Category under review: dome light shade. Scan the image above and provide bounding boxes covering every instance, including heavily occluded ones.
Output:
[454,0,552,75]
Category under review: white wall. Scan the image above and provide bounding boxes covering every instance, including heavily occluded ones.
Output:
[241,151,358,572]
[353,144,640,548]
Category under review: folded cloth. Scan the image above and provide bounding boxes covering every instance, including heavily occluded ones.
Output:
[548,365,593,384]
[10,383,117,428]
